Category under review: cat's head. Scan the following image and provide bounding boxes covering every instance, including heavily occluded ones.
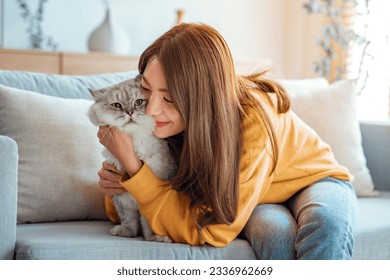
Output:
[88,76,154,132]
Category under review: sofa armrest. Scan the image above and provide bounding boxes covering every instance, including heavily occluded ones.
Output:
[360,120,390,192]
[0,135,18,259]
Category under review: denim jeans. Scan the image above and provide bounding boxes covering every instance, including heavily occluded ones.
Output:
[243,177,358,259]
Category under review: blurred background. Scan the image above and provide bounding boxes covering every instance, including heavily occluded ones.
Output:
[0,0,389,120]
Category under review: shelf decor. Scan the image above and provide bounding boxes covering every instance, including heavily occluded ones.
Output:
[16,0,58,50]
[88,0,131,55]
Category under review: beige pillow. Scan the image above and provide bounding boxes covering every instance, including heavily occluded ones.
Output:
[278,77,330,92]
[0,85,107,223]
[289,80,377,197]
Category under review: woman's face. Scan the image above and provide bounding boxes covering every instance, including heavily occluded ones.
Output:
[141,58,185,138]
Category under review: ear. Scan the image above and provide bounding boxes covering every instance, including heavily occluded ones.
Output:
[134,74,142,82]
[88,88,104,100]
[88,88,96,97]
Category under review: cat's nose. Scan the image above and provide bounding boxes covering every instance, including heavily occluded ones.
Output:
[125,110,133,116]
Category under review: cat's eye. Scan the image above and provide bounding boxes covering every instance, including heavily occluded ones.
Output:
[111,102,122,109]
[134,99,144,106]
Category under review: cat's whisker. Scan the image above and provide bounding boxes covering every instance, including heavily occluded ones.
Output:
[105,118,124,141]
[101,128,111,140]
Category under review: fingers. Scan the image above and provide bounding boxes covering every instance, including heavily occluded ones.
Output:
[98,170,127,196]
[102,161,123,174]
[98,168,120,183]
[98,178,126,196]
[98,162,123,181]
[98,126,118,136]
[98,161,127,196]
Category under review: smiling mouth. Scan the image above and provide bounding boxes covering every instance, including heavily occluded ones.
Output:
[155,121,169,128]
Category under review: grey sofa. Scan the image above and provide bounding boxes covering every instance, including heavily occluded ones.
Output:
[0,70,389,260]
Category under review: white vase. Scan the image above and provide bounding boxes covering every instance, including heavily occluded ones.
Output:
[88,8,131,55]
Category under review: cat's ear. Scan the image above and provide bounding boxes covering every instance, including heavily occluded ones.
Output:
[88,88,96,97]
[134,74,142,82]
[88,88,104,100]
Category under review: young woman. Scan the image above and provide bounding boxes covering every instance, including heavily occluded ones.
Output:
[97,23,357,259]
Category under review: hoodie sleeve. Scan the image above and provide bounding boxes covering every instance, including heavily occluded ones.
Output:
[105,108,274,247]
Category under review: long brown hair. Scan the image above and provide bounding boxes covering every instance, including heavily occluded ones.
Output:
[138,23,290,232]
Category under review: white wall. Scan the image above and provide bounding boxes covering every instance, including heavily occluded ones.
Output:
[1,0,322,78]
[0,0,4,47]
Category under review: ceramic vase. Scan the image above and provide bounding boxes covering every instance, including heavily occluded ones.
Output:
[88,7,130,55]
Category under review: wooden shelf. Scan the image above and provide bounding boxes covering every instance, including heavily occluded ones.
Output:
[0,48,139,75]
[0,48,272,76]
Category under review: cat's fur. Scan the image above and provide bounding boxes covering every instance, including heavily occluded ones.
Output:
[88,76,176,243]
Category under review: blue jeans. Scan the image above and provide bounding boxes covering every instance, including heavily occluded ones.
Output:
[243,177,358,259]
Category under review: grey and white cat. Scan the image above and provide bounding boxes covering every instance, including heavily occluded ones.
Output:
[88,76,176,243]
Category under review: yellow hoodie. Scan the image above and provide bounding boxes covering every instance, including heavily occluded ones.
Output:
[105,98,352,247]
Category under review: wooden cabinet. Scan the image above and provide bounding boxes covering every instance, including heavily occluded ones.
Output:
[0,48,272,76]
[0,48,139,75]
[0,49,60,74]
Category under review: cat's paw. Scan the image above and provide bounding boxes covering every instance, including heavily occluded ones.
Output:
[144,234,173,243]
[110,225,138,237]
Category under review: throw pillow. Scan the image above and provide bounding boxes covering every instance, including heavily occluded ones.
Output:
[0,85,107,223]
[277,77,329,93]
[289,80,377,197]
[0,69,136,99]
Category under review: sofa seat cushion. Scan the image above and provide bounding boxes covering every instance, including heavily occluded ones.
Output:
[15,221,256,260]
[15,192,390,260]
[353,191,390,259]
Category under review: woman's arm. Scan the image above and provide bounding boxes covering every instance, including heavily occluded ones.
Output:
[116,151,273,247]
[103,111,274,246]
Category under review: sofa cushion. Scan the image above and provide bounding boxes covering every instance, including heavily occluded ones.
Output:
[0,136,18,259]
[14,221,256,260]
[289,80,376,197]
[0,85,107,223]
[353,191,390,259]
[14,192,390,260]
[278,77,329,92]
[0,70,134,99]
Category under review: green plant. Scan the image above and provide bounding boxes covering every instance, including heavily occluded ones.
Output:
[16,0,58,50]
[303,0,370,82]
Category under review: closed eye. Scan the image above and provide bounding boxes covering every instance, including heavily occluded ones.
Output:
[164,97,174,103]
[140,85,150,94]
[141,84,174,103]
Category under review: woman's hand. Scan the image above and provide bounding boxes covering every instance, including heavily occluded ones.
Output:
[97,161,127,196]
[97,126,143,176]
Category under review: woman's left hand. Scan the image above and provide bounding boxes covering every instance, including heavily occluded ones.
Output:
[98,161,127,196]
[97,126,143,176]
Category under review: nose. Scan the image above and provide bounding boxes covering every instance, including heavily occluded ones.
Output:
[146,93,162,116]
[125,109,133,116]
